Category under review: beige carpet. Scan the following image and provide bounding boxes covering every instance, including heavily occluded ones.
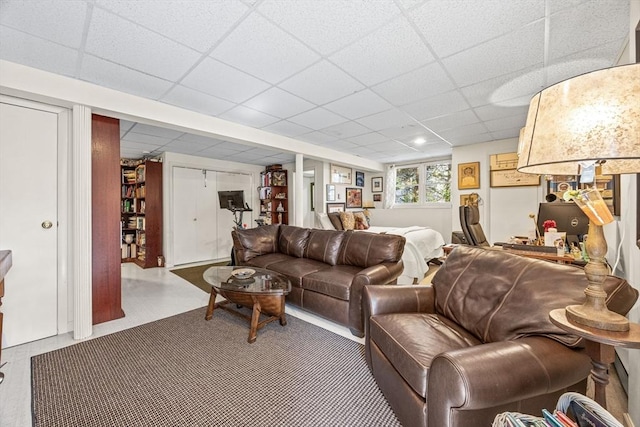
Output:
[31,307,400,427]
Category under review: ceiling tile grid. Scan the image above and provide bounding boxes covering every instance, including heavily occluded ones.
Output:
[0,0,630,166]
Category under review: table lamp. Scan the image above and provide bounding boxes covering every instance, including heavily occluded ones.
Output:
[517,63,640,331]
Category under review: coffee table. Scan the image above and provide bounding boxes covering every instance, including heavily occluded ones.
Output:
[203,266,291,343]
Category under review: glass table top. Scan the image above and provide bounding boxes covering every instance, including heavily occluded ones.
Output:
[203,266,291,295]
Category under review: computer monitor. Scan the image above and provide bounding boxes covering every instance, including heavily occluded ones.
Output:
[537,202,590,245]
[218,190,245,210]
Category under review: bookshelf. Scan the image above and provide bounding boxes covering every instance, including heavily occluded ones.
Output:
[258,166,288,225]
[120,159,162,268]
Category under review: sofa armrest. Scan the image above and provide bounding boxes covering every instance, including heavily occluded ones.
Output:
[428,336,591,427]
[347,261,404,338]
[362,285,436,366]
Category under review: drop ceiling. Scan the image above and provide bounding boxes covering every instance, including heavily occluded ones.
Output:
[0,0,630,166]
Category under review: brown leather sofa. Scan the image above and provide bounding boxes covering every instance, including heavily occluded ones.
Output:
[363,245,638,427]
[232,224,405,337]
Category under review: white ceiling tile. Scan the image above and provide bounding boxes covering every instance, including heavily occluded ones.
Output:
[163,140,213,155]
[257,0,400,55]
[288,108,347,129]
[548,46,619,83]
[446,132,494,146]
[120,139,164,152]
[128,123,184,139]
[547,1,629,62]
[278,60,365,105]
[0,0,87,48]
[356,109,413,132]
[346,132,390,146]
[460,64,543,108]
[197,146,246,158]
[243,87,314,119]
[85,8,201,81]
[95,0,248,52]
[298,131,339,145]
[120,148,147,159]
[324,90,393,120]
[211,13,319,84]
[401,90,469,121]
[220,106,280,128]
[261,120,312,137]
[410,0,543,58]
[372,62,456,106]
[483,114,527,133]
[160,85,235,116]
[342,145,378,156]
[420,110,480,133]
[490,129,521,140]
[120,120,136,136]
[216,141,252,152]
[378,123,427,139]
[438,122,490,139]
[0,26,78,77]
[442,21,545,87]
[181,57,270,103]
[320,121,371,139]
[318,140,359,151]
[329,17,434,86]
[122,132,173,146]
[80,55,174,99]
[473,104,529,122]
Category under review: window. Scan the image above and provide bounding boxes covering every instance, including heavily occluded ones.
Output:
[395,162,451,205]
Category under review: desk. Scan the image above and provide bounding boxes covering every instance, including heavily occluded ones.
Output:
[549,308,640,409]
[0,250,12,384]
[442,244,579,264]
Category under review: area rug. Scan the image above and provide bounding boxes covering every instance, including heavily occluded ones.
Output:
[170,261,228,293]
[31,307,400,426]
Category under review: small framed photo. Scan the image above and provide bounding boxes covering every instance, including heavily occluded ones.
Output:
[355,171,365,187]
[458,161,480,190]
[326,203,345,213]
[346,187,362,208]
[326,184,336,201]
[373,193,382,202]
[460,193,479,207]
[371,177,383,193]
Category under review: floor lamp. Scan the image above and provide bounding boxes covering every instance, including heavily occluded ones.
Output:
[517,63,640,332]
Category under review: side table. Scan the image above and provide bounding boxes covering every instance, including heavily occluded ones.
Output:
[549,308,640,410]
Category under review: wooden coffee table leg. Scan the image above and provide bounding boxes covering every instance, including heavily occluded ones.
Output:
[248,297,261,343]
[205,288,217,321]
[279,295,287,326]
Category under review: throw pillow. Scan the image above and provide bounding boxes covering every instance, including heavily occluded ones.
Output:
[328,212,344,230]
[339,211,356,230]
[353,211,369,229]
[316,213,335,230]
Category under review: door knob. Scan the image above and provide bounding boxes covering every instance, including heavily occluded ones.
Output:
[41,220,53,229]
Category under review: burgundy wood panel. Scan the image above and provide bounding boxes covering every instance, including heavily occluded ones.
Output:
[135,161,163,268]
[92,114,124,324]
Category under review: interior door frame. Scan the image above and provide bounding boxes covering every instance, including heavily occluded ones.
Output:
[0,95,71,336]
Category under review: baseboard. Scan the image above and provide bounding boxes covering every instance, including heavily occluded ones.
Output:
[614,352,630,396]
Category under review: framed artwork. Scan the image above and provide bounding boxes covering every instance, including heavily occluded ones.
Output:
[330,164,352,185]
[546,174,620,216]
[346,187,362,208]
[460,193,479,207]
[355,171,365,187]
[490,169,540,187]
[371,177,383,193]
[458,162,480,189]
[327,203,345,213]
[373,194,382,202]
[326,184,336,201]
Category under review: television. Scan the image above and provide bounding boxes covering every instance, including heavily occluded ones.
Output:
[218,190,245,210]
[537,202,590,245]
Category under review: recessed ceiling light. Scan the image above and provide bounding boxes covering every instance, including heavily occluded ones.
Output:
[414,137,426,145]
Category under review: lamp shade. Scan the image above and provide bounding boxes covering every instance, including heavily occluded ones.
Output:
[517,63,640,175]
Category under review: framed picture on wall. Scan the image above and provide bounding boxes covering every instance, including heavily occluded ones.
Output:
[330,164,352,184]
[371,177,383,193]
[327,203,345,213]
[458,162,480,189]
[355,171,365,187]
[346,187,362,208]
[326,184,336,201]
[373,193,382,202]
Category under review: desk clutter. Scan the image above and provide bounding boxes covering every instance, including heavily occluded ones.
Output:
[492,392,625,427]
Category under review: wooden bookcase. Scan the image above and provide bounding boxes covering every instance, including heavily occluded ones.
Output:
[120,159,162,268]
[258,167,288,225]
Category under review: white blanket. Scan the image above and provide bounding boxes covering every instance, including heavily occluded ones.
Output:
[361,226,445,284]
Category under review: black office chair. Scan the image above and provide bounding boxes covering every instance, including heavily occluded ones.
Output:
[459,205,490,247]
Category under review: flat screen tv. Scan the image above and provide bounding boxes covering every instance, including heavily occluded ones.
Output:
[218,190,245,210]
[537,202,590,243]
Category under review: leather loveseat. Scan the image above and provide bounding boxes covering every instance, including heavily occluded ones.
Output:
[232,224,405,337]
[363,245,638,427]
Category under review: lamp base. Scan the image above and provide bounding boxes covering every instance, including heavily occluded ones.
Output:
[566,303,630,332]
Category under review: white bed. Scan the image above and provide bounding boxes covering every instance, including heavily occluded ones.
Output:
[316,214,445,285]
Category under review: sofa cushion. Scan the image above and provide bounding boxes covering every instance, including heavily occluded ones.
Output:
[339,211,356,230]
[267,258,329,287]
[370,312,481,398]
[278,225,310,258]
[304,229,346,266]
[302,265,362,300]
[431,245,631,347]
[337,232,405,268]
[328,212,343,230]
[232,225,279,262]
[244,253,292,269]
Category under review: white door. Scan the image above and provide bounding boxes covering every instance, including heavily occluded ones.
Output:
[172,167,218,265]
[0,101,58,347]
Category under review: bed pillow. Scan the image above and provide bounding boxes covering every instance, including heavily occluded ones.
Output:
[339,211,356,230]
[316,213,335,230]
[328,212,344,230]
[353,212,369,230]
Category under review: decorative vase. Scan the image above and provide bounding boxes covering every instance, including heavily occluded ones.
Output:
[573,188,613,226]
